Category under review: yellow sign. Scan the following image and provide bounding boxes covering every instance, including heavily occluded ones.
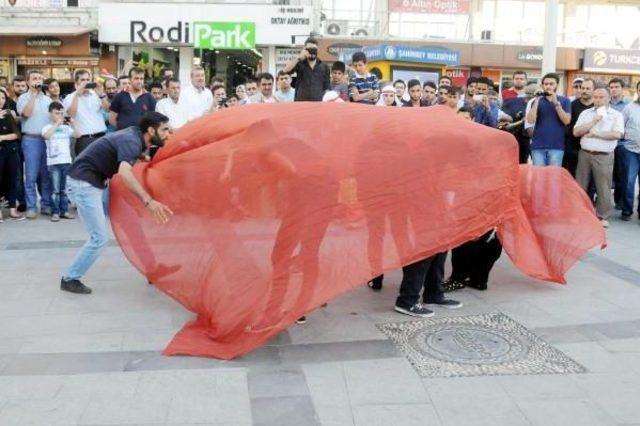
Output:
[0,59,10,77]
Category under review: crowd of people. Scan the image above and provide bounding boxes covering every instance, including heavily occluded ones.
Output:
[0,36,638,320]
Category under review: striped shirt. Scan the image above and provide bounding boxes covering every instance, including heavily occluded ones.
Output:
[348,73,379,105]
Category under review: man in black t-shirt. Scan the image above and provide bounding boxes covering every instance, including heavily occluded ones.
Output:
[61,111,173,294]
[564,78,595,177]
[109,67,156,130]
[282,37,330,102]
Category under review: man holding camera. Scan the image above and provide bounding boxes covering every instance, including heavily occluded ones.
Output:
[16,69,53,219]
[63,69,109,156]
[282,37,330,102]
[526,73,571,167]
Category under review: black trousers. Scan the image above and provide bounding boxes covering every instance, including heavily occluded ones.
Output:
[613,144,626,208]
[0,142,20,206]
[395,252,446,309]
[75,133,105,157]
[450,231,502,287]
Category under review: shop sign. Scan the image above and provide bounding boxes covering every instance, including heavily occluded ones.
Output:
[16,58,99,66]
[193,22,255,49]
[584,48,640,75]
[326,43,363,60]
[362,44,460,66]
[1,0,63,7]
[516,48,542,64]
[275,47,300,70]
[99,3,312,46]
[388,0,471,15]
[26,37,63,49]
[444,67,469,87]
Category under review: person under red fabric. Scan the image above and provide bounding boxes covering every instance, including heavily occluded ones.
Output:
[109,102,606,360]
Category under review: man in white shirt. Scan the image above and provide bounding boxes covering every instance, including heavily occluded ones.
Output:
[63,69,109,155]
[249,73,277,104]
[156,78,187,130]
[179,66,213,121]
[573,87,625,226]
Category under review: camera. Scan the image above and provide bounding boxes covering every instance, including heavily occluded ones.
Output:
[85,82,97,89]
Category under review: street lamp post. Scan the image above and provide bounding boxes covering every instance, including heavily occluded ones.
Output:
[541,0,559,75]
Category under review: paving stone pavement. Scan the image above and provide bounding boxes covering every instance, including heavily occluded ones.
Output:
[1,212,640,425]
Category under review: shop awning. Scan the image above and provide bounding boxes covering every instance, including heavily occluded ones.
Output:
[0,27,95,36]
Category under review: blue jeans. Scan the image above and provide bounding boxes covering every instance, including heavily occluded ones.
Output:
[21,135,52,210]
[63,177,108,280]
[48,164,70,215]
[621,147,640,217]
[531,149,564,167]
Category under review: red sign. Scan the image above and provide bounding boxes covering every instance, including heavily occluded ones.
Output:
[445,68,469,87]
[388,0,471,15]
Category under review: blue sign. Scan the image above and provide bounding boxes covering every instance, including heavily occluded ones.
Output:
[361,44,460,66]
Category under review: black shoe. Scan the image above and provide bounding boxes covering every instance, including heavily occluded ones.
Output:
[367,276,383,291]
[425,298,463,309]
[443,277,467,292]
[60,278,92,294]
[40,207,52,216]
[467,281,488,291]
[296,316,307,324]
[621,214,632,222]
[394,303,434,318]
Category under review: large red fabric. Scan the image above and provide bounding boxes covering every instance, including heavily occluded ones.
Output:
[109,103,606,359]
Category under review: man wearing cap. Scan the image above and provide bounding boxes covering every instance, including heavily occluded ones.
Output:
[569,77,583,102]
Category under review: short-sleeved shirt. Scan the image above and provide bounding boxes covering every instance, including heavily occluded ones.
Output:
[623,102,640,154]
[531,96,571,150]
[473,102,499,128]
[16,91,52,135]
[348,73,380,105]
[67,126,145,189]
[42,123,73,166]
[575,106,624,153]
[330,83,349,102]
[109,91,156,130]
[179,84,213,120]
[289,59,330,102]
[63,91,107,135]
[156,97,188,129]
[274,89,295,103]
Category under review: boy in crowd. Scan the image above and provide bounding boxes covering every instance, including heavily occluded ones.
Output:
[330,61,350,102]
[348,52,379,105]
[41,102,79,222]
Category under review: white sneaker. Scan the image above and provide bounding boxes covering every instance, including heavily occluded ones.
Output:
[601,219,610,228]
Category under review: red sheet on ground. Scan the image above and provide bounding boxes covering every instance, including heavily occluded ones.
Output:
[109,103,606,359]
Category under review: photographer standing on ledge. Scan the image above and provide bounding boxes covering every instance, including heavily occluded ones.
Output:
[16,69,53,219]
[282,37,330,102]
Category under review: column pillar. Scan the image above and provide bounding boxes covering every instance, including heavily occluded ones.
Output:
[542,0,559,75]
[179,47,193,84]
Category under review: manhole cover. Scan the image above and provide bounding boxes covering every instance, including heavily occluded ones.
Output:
[377,313,587,378]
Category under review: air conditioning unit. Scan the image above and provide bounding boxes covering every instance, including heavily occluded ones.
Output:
[352,27,370,37]
[325,20,349,36]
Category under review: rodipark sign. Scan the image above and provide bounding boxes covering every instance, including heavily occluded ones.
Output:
[193,22,255,49]
[99,2,311,46]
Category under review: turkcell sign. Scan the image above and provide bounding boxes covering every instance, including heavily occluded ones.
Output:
[193,22,255,49]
